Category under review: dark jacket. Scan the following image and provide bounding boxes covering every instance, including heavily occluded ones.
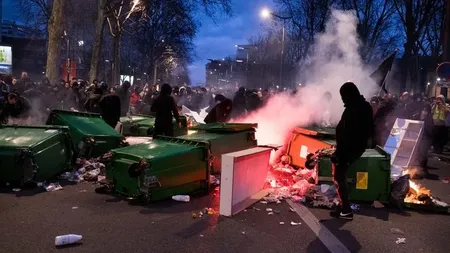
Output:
[335,83,373,162]
[0,96,32,123]
[204,98,233,124]
[99,94,121,124]
[150,95,180,128]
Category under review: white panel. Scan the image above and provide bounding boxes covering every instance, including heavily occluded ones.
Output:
[219,147,272,217]
[384,118,424,169]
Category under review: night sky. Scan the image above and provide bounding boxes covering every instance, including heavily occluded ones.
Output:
[2,0,275,84]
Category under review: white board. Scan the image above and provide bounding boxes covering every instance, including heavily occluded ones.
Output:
[219,147,272,217]
[383,118,424,168]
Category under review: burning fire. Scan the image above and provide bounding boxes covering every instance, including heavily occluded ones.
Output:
[404,180,432,204]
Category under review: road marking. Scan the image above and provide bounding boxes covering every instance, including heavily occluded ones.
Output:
[287,199,351,253]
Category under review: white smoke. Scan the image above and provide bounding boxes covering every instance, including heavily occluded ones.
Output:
[235,9,378,146]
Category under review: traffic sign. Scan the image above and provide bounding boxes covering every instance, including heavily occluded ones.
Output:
[436,62,450,79]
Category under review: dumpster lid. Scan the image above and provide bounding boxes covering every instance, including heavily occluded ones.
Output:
[112,138,204,159]
[120,114,154,123]
[293,126,336,137]
[189,123,257,132]
[47,109,122,137]
[0,125,66,147]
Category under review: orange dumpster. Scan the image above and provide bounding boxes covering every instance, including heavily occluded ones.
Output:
[286,126,336,168]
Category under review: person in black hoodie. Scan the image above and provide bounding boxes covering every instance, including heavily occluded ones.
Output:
[99,92,121,128]
[330,82,373,220]
[150,83,180,137]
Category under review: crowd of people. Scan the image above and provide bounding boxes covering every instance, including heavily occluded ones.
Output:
[1,72,449,158]
[370,91,450,171]
[0,72,276,129]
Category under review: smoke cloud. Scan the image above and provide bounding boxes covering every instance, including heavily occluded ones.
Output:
[234,9,378,145]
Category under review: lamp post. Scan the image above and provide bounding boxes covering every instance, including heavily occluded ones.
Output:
[260,8,291,88]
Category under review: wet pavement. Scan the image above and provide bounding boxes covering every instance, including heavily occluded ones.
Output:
[0,157,449,253]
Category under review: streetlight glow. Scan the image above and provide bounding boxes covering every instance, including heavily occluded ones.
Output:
[260,8,271,19]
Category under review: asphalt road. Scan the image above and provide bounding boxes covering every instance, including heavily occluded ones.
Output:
[0,157,449,253]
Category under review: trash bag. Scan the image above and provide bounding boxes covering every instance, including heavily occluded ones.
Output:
[391,174,410,209]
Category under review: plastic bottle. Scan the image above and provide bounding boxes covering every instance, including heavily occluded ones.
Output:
[172,195,190,202]
[55,234,83,246]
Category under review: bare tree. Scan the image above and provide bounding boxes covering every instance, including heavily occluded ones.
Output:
[89,0,108,82]
[393,0,442,90]
[45,0,65,85]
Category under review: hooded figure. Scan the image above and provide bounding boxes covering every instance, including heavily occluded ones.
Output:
[150,83,180,137]
[204,94,233,124]
[99,93,121,128]
[330,82,373,220]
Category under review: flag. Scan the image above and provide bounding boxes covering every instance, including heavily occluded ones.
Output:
[370,50,398,94]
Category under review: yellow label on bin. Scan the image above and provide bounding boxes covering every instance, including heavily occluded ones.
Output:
[356,172,368,190]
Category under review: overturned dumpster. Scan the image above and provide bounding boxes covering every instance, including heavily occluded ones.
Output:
[46,110,125,158]
[177,123,258,174]
[0,125,73,184]
[105,136,209,201]
[119,115,188,137]
[286,126,336,169]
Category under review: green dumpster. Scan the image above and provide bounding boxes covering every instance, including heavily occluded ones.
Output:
[177,123,258,174]
[46,110,125,158]
[316,146,391,203]
[119,115,187,137]
[0,125,73,184]
[106,136,209,200]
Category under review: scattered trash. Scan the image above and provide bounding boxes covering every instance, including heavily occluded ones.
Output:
[172,195,190,202]
[199,234,204,237]
[12,188,21,192]
[60,172,80,182]
[71,206,79,210]
[289,207,295,212]
[97,175,106,182]
[252,207,260,211]
[395,238,406,244]
[241,231,246,235]
[266,208,273,212]
[209,175,220,185]
[45,183,63,192]
[268,212,274,215]
[274,210,280,214]
[350,204,360,212]
[373,201,385,209]
[442,180,449,184]
[37,182,44,187]
[243,209,247,212]
[55,234,83,246]
[320,184,330,193]
[279,222,285,225]
[260,201,268,204]
[390,228,405,235]
[192,213,198,219]
[79,189,87,193]
[290,221,301,226]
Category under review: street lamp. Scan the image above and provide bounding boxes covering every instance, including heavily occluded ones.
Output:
[260,7,292,88]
